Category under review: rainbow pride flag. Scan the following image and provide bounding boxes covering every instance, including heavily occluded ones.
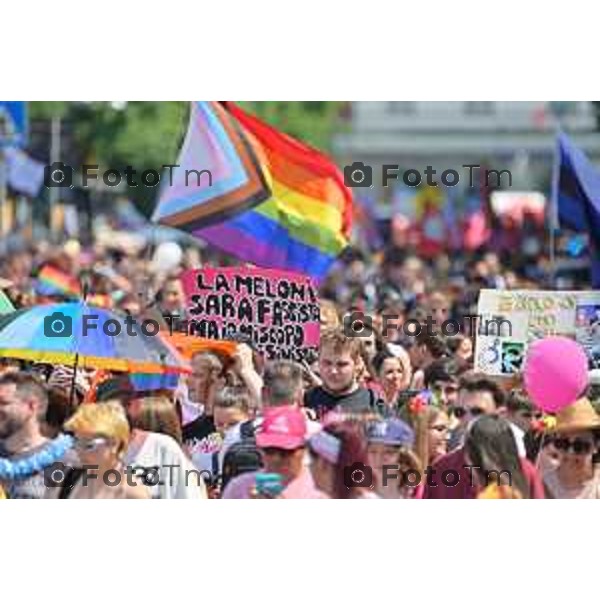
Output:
[152,102,270,229]
[153,102,353,281]
[36,264,80,297]
[87,294,113,309]
[36,265,114,309]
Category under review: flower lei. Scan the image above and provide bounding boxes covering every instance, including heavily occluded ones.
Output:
[0,434,73,481]
[530,415,557,434]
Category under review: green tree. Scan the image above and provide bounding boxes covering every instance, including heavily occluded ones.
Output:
[28,101,344,213]
[29,101,70,119]
[238,101,344,152]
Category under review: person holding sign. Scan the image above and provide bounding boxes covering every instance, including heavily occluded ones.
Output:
[230,342,263,410]
[181,351,227,449]
[543,397,600,499]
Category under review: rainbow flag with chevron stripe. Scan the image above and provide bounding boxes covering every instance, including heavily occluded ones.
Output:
[153,102,353,281]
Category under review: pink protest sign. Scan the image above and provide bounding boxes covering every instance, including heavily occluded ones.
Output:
[181,266,320,361]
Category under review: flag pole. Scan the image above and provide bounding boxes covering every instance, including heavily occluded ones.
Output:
[49,115,61,241]
[549,125,561,290]
[0,113,7,243]
[69,278,89,407]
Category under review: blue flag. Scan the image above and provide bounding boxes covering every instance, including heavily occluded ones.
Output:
[555,132,600,288]
[0,101,27,146]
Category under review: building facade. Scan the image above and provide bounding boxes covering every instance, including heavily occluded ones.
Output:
[333,101,600,208]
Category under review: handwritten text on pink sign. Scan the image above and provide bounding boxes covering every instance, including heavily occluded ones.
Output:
[181,267,320,361]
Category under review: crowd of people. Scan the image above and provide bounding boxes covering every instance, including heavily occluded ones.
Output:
[0,209,599,500]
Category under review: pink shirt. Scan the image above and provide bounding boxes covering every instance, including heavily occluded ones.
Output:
[222,467,328,499]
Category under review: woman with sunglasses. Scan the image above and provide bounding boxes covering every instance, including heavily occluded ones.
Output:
[46,402,149,499]
[543,397,600,499]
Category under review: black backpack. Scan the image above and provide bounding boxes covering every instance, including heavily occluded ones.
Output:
[220,419,263,490]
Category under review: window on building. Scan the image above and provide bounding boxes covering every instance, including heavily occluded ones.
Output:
[464,101,495,115]
[387,101,416,114]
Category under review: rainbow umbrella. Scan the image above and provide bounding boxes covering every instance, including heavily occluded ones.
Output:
[0,302,190,374]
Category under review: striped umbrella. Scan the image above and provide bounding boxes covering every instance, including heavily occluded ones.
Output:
[0,301,190,374]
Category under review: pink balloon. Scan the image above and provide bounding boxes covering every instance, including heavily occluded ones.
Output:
[523,336,589,413]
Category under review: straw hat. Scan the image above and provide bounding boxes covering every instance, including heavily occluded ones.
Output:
[554,397,600,434]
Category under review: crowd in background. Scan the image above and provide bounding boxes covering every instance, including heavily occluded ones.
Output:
[1,207,600,500]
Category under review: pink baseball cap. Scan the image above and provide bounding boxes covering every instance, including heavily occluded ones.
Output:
[256,406,307,450]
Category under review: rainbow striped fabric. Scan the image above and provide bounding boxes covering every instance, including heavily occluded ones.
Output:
[35,264,114,309]
[36,264,80,297]
[153,102,353,281]
[152,102,270,229]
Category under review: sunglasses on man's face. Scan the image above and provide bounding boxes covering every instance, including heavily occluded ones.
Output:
[553,437,595,455]
[451,406,485,419]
